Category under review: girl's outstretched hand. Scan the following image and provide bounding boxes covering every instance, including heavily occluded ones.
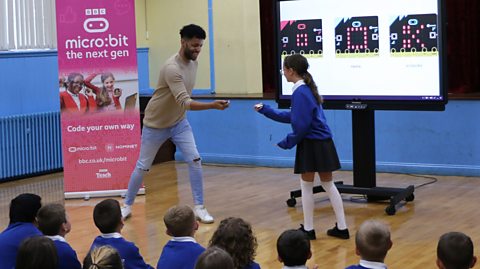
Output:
[254,103,263,112]
[113,88,122,97]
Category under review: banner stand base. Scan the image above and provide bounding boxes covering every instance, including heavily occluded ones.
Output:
[65,188,145,200]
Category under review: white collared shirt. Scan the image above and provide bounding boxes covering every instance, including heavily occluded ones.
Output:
[100,232,123,239]
[291,80,305,93]
[66,90,81,109]
[45,235,66,242]
[359,259,387,269]
[171,236,197,243]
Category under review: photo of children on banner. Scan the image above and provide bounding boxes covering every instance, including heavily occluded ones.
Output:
[60,71,138,114]
[84,72,123,111]
[60,73,97,114]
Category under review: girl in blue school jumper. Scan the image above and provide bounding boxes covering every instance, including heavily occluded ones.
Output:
[255,53,349,240]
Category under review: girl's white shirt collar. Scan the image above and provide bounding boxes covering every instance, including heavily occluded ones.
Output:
[291,80,305,92]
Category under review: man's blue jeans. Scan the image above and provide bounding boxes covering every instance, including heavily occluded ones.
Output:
[124,118,204,206]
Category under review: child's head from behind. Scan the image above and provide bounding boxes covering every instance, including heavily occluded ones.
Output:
[277,229,311,267]
[16,236,57,269]
[9,193,42,224]
[83,245,123,269]
[195,246,234,269]
[37,203,70,236]
[209,217,257,269]
[163,205,198,237]
[355,220,392,263]
[437,232,476,269]
[93,199,122,234]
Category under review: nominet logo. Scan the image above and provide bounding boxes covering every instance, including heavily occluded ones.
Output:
[68,146,97,153]
[96,169,112,179]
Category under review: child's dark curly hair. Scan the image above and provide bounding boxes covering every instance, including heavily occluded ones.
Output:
[209,217,258,269]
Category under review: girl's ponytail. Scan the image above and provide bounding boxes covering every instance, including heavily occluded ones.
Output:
[303,71,322,104]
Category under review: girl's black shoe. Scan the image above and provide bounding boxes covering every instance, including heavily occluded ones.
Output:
[327,223,350,239]
[298,224,316,240]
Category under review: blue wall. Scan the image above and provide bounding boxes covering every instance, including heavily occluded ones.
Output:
[1,50,479,177]
[0,48,150,116]
[184,99,480,177]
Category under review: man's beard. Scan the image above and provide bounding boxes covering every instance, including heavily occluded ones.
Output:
[184,48,197,61]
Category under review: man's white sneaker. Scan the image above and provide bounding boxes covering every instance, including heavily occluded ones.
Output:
[194,205,214,224]
[121,205,132,220]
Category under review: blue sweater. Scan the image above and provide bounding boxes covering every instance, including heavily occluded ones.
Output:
[259,84,332,149]
[0,222,42,269]
[50,237,81,269]
[91,235,154,269]
[243,261,261,269]
[156,240,205,269]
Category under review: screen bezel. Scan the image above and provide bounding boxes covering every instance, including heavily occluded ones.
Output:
[274,0,448,111]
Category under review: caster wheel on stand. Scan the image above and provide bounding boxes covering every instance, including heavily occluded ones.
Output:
[385,205,396,215]
[286,198,297,207]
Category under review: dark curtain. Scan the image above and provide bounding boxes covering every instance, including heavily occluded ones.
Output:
[446,0,480,93]
[259,0,276,93]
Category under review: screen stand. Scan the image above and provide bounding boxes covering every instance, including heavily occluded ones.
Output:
[287,110,415,215]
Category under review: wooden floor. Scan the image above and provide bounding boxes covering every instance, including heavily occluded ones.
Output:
[1,162,479,268]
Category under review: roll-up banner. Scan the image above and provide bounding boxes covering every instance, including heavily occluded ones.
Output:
[56,0,142,198]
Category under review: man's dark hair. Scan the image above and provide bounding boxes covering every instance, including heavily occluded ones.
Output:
[9,193,42,224]
[37,203,67,236]
[93,199,122,234]
[180,24,206,40]
[437,232,474,269]
[277,229,311,266]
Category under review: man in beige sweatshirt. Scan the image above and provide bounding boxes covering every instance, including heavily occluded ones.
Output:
[122,24,229,223]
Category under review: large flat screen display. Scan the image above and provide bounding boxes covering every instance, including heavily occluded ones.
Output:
[275,0,447,110]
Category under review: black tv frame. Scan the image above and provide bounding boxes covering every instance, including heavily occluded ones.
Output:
[274,0,448,111]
